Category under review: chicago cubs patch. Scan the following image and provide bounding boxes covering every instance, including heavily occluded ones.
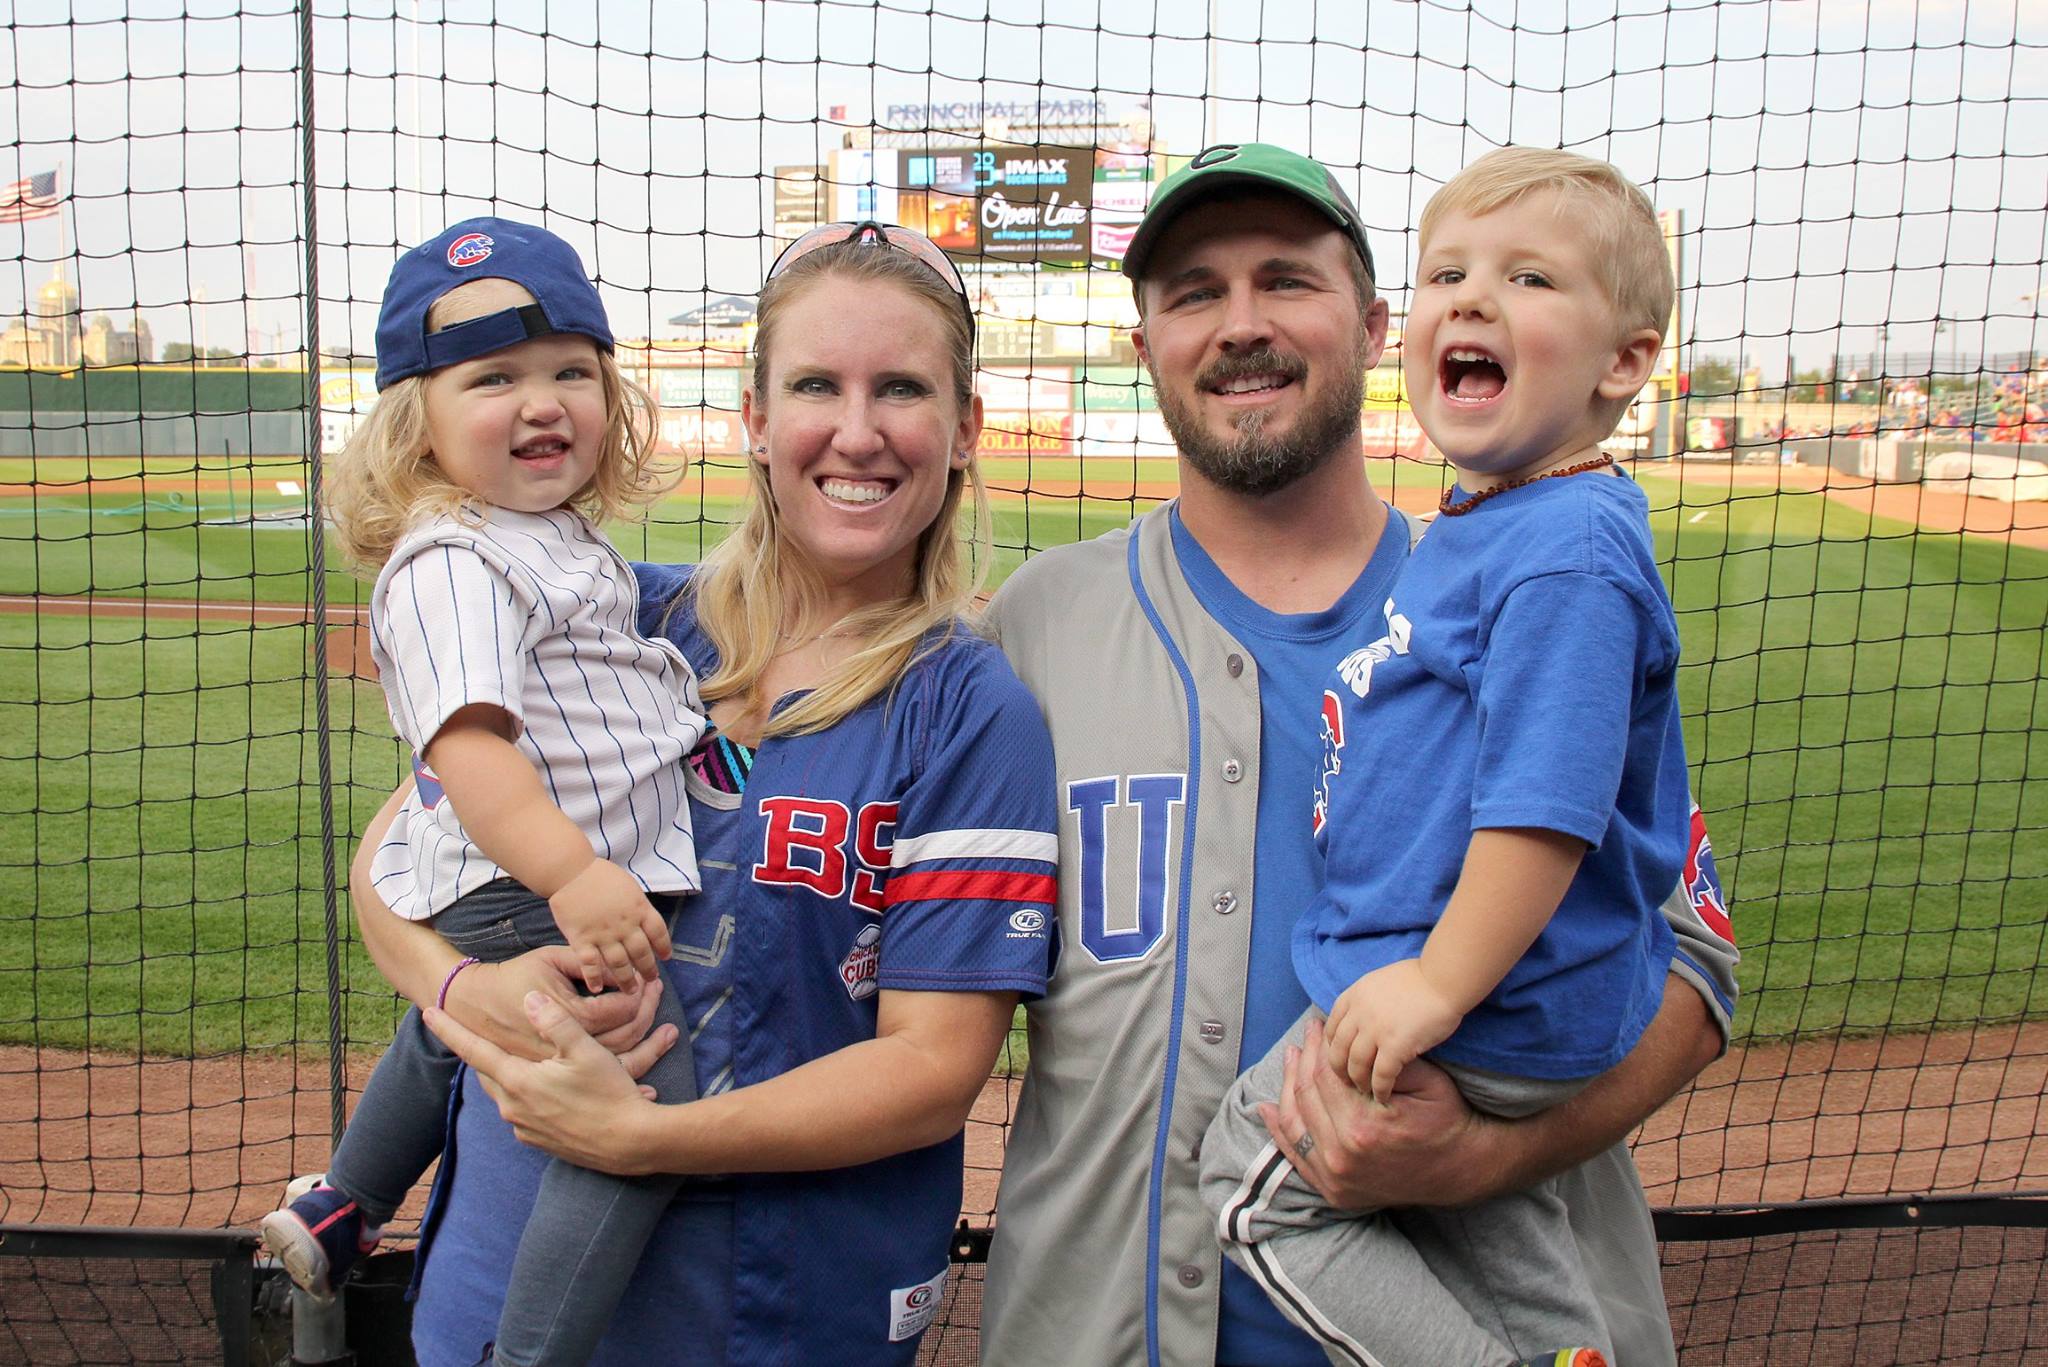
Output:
[888,1266,948,1342]
[1684,802,1734,946]
[839,922,880,1000]
[445,231,493,267]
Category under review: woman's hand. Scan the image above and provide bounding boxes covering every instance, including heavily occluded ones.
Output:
[425,990,679,1176]
[444,946,670,1063]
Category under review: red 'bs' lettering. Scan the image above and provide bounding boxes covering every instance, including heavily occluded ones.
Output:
[753,798,898,908]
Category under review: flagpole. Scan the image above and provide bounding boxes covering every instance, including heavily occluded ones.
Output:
[53,161,75,370]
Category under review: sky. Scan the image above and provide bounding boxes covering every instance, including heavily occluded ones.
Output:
[0,0,2042,382]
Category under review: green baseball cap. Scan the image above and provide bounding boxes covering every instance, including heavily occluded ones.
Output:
[1120,142,1376,286]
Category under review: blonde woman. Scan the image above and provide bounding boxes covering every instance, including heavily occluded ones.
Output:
[353,224,1058,1367]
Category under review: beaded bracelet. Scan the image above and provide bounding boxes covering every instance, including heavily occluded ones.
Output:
[436,956,482,1011]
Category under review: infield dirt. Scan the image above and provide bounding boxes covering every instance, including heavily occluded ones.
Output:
[4,1022,2043,1234]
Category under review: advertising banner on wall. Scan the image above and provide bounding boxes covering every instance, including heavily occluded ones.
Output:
[1357,408,1428,457]
[773,166,827,243]
[979,410,1074,456]
[831,149,898,223]
[659,409,744,457]
[655,366,744,410]
[1068,408,1177,458]
[318,369,379,451]
[978,365,1075,414]
[1074,365,1152,412]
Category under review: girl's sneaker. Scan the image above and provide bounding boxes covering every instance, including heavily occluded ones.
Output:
[258,1173,383,1300]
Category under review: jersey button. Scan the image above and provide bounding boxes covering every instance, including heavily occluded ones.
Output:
[1222,759,1243,782]
[1212,890,1238,915]
[1200,1019,1226,1044]
[1226,653,1244,677]
[1177,1264,1204,1288]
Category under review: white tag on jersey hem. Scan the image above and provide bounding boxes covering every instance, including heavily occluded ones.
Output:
[888,1265,948,1342]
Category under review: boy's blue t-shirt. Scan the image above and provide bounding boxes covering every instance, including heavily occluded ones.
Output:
[1300,472,1681,1081]
[1169,502,1412,1367]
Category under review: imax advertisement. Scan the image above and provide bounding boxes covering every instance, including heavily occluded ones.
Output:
[830,144,1165,266]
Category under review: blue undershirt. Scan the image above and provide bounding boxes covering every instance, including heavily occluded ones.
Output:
[1169,502,1412,1367]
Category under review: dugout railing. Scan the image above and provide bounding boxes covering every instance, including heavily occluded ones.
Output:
[3,2,2045,1363]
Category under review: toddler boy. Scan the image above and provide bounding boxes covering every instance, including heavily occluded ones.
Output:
[1199,147,1719,1367]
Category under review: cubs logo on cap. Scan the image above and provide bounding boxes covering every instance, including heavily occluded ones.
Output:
[445,232,494,268]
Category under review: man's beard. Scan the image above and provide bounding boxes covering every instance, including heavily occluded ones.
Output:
[1153,341,1369,497]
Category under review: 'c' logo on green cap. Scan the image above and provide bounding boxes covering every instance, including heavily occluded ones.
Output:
[1190,145,1242,169]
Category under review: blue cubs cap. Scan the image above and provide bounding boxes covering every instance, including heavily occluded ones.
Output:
[373,216,614,391]
[1121,142,1376,288]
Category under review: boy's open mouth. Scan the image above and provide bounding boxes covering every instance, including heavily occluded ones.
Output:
[1439,347,1508,402]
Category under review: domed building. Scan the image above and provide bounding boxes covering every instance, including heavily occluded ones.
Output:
[82,311,152,365]
[0,264,83,367]
[0,267,150,367]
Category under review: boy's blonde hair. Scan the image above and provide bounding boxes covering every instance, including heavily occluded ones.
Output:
[1421,147,1674,340]
[325,294,670,572]
[682,238,991,738]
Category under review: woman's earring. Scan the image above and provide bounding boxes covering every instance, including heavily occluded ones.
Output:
[754,444,767,455]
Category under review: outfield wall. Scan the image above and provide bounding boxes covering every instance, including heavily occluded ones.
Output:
[0,410,308,458]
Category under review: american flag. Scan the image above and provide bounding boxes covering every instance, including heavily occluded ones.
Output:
[0,170,61,224]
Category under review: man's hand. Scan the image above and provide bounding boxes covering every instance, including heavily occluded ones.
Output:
[548,859,673,993]
[1325,958,1466,1103]
[1258,1016,1498,1211]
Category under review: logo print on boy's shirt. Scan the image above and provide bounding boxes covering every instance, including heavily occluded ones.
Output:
[1313,690,1344,835]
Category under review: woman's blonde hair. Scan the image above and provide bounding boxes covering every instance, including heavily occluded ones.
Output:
[1420,147,1674,340]
[325,295,671,572]
[685,238,990,738]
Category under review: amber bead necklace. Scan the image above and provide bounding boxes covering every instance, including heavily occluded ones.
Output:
[1437,453,1616,517]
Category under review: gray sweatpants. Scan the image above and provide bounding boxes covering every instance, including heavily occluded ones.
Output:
[326,878,698,1367]
[1198,1008,1608,1367]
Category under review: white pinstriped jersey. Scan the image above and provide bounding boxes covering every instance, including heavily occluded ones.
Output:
[366,506,707,921]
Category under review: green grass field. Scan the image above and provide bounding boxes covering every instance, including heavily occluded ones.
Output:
[0,452,1154,603]
[1,459,2043,1055]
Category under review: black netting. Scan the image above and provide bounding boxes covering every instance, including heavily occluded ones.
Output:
[2,1,2043,1360]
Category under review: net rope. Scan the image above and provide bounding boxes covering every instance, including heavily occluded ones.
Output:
[0,1,2042,1359]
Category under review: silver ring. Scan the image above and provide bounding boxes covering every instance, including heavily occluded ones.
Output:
[1293,1132,1315,1160]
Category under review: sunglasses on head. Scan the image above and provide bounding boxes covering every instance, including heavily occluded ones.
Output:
[767,222,975,338]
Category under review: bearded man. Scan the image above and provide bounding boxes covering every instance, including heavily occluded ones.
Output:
[979,143,1738,1367]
